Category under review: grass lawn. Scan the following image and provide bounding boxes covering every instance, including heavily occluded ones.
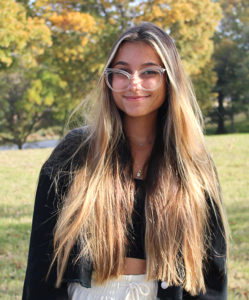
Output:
[0,134,248,299]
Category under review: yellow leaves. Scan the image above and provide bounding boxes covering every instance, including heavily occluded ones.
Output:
[25,79,43,105]
[109,18,116,26]
[100,0,112,9]
[169,2,197,24]
[47,10,96,63]
[27,17,52,45]
[64,56,70,63]
[55,51,64,59]
[0,0,51,67]
[81,37,88,47]
[152,6,164,18]
[59,80,67,89]
[44,92,54,106]
[54,45,85,62]
[0,50,12,66]
[34,0,49,7]
[49,11,95,33]
[136,0,222,76]
[0,1,25,49]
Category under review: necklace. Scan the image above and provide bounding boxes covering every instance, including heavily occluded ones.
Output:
[134,160,142,178]
[129,138,154,147]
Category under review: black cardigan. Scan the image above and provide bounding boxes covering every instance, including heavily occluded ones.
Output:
[22,128,227,300]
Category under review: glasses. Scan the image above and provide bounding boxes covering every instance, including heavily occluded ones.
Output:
[104,66,166,92]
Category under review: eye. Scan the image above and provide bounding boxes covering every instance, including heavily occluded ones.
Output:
[140,69,158,78]
[145,70,157,75]
[112,70,129,78]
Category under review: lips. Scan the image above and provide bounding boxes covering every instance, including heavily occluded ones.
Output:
[123,95,150,101]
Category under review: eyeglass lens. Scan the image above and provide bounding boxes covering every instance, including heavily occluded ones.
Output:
[107,69,162,91]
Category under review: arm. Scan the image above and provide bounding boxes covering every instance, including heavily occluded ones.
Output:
[22,171,68,300]
[22,128,87,300]
[183,200,227,300]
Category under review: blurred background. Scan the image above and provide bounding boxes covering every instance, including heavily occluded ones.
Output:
[0,0,248,299]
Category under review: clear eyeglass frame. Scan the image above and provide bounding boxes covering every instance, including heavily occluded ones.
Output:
[104,66,166,92]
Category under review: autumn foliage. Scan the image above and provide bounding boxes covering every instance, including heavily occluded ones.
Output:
[0,0,51,67]
[2,0,248,147]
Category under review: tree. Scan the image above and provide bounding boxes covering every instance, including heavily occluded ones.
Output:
[0,1,96,148]
[0,0,51,68]
[30,0,98,124]
[212,0,249,133]
[6,0,223,143]
[134,0,222,112]
[0,0,58,148]
[191,62,218,115]
[0,64,67,149]
[32,0,222,113]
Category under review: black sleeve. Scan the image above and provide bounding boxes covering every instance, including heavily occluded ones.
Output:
[22,172,68,300]
[22,127,88,300]
[183,200,227,300]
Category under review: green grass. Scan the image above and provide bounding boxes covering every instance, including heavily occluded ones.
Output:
[205,134,249,300]
[0,149,52,300]
[0,135,249,299]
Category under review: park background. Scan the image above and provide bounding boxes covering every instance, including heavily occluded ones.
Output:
[0,0,248,299]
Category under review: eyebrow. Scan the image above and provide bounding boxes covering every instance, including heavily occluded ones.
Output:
[113,61,159,67]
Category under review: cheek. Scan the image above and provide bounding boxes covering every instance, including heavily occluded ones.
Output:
[112,92,123,110]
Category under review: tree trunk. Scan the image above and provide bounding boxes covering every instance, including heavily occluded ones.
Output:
[216,92,227,134]
[230,106,235,133]
[245,108,249,120]
[17,142,23,149]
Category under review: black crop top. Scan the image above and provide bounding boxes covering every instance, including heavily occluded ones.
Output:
[126,178,146,260]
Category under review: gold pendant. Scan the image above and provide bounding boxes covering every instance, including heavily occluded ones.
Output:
[137,170,142,177]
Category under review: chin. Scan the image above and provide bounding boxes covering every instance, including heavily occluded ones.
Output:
[123,109,146,118]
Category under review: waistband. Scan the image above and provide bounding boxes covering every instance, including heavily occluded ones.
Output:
[68,273,158,300]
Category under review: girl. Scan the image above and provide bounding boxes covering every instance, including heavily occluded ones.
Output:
[23,22,228,300]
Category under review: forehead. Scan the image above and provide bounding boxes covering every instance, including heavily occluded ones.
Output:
[111,42,163,67]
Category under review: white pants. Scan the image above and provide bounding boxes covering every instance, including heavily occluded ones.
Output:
[67,273,158,300]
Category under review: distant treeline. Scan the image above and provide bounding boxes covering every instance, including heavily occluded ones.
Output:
[0,0,248,148]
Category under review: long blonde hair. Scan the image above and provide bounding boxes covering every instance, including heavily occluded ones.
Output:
[49,22,229,295]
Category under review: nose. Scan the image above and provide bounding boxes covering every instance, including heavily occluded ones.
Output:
[128,74,142,91]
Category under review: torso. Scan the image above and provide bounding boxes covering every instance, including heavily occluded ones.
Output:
[123,134,154,275]
[124,178,146,275]
[124,161,149,275]
[124,257,146,275]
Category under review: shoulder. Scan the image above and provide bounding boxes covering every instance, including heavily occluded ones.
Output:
[53,126,90,155]
[42,126,91,178]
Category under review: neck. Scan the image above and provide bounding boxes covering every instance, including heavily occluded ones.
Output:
[123,112,158,144]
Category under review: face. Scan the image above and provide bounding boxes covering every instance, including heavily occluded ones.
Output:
[110,42,167,119]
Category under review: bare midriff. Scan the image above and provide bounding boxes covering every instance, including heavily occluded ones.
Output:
[123,257,146,275]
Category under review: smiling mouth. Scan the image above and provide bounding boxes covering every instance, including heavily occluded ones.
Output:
[123,95,150,100]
